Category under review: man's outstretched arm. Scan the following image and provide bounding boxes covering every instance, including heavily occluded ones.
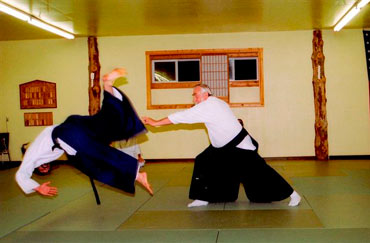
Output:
[141,117,173,127]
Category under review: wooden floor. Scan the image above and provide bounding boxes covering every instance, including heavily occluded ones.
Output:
[1,159,370,242]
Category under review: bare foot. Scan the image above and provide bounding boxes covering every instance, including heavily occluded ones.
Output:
[102,68,127,85]
[136,172,153,196]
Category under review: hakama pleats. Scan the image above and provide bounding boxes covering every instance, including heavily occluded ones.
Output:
[189,129,293,203]
[52,88,146,194]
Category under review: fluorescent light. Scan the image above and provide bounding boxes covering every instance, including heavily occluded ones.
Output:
[358,0,370,8]
[334,7,360,31]
[0,2,74,39]
[334,0,370,31]
[0,2,29,21]
[29,17,74,39]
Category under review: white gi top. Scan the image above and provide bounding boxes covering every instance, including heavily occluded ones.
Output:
[15,88,123,194]
[168,96,256,150]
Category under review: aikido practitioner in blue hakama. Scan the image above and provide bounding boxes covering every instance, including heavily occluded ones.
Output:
[16,68,153,197]
[142,84,300,207]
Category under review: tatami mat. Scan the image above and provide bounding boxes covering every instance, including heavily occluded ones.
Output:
[217,228,370,243]
[1,159,369,242]
[118,209,323,229]
[305,194,370,228]
[0,230,219,243]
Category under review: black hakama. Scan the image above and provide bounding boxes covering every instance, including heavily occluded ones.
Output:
[189,128,293,203]
[52,88,146,194]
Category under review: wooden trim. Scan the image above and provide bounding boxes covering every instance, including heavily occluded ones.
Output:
[148,102,264,109]
[147,104,194,110]
[259,49,265,106]
[146,48,262,56]
[230,81,259,87]
[146,48,265,109]
[218,96,229,103]
[228,52,259,57]
[146,54,152,109]
[145,159,195,163]
[230,102,264,107]
[329,155,370,160]
[144,155,370,161]
[151,81,200,89]
[150,54,201,60]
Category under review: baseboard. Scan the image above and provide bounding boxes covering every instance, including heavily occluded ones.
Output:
[2,155,369,171]
[264,156,317,161]
[145,158,195,163]
[146,155,370,162]
[329,155,370,160]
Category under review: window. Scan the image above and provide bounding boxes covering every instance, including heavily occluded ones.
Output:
[146,49,264,109]
[153,59,200,82]
[229,57,258,81]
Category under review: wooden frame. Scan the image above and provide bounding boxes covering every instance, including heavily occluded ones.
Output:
[146,48,264,109]
[19,80,57,109]
[24,112,53,126]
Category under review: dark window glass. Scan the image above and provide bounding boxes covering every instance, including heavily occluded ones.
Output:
[178,60,200,82]
[235,59,257,80]
[228,60,234,80]
[154,62,176,82]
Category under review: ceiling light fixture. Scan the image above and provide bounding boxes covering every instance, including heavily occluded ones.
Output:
[29,17,74,39]
[334,0,370,31]
[0,2,29,21]
[0,1,74,39]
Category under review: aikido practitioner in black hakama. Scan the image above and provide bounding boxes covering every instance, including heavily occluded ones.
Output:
[142,84,301,207]
[16,68,153,197]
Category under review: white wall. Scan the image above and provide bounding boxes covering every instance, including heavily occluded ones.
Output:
[0,29,369,161]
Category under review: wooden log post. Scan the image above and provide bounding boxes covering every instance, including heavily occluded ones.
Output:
[87,36,102,204]
[88,36,101,116]
[311,30,328,160]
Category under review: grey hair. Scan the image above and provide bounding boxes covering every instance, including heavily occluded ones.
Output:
[194,84,213,96]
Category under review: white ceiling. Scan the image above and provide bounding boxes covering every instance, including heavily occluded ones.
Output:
[0,0,369,41]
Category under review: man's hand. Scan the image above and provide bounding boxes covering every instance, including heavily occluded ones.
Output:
[141,117,156,126]
[141,117,172,127]
[35,181,58,197]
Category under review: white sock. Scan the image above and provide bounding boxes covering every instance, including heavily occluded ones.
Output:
[288,191,301,207]
[187,200,209,208]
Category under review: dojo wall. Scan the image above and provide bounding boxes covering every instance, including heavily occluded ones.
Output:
[0,29,369,161]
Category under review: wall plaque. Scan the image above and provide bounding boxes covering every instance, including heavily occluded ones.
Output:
[20,80,57,109]
[24,112,53,126]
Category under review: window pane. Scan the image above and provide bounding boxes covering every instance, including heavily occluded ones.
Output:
[228,59,234,80]
[154,62,176,82]
[178,60,200,82]
[235,59,257,80]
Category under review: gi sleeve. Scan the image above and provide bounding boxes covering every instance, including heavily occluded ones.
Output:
[15,126,64,194]
[168,102,208,125]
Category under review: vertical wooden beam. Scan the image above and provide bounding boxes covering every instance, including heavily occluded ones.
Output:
[88,36,101,116]
[87,36,101,205]
[311,30,328,160]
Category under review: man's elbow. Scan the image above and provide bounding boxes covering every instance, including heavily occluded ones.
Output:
[15,172,34,194]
